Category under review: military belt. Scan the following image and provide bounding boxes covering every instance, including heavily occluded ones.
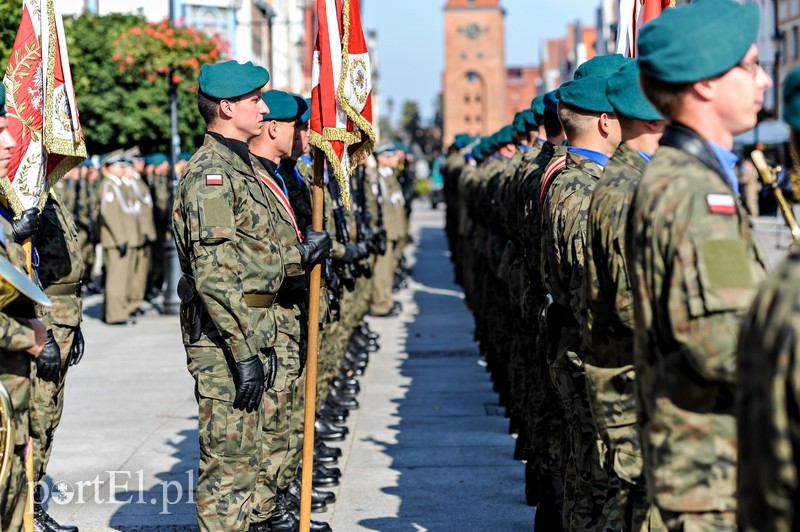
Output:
[44,282,81,297]
[244,293,276,308]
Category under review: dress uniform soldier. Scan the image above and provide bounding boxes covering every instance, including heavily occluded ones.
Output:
[736,67,800,532]
[99,154,137,325]
[126,158,156,315]
[173,61,330,532]
[540,61,626,530]
[249,89,332,532]
[370,142,404,317]
[582,61,666,531]
[145,153,171,298]
[627,1,771,528]
[30,189,84,532]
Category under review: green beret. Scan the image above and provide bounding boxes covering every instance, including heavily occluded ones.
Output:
[558,76,614,114]
[484,133,499,152]
[520,109,537,129]
[0,83,5,117]
[453,134,472,149]
[543,91,559,113]
[513,112,527,136]
[291,94,310,123]
[145,153,169,166]
[784,67,800,131]
[531,94,546,119]
[495,125,516,146]
[607,61,663,121]
[638,0,759,83]
[262,90,303,121]
[574,54,631,79]
[178,151,193,162]
[198,60,270,99]
[300,97,311,124]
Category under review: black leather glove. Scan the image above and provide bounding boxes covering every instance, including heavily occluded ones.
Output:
[296,227,332,267]
[69,326,84,366]
[118,243,128,257]
[37,330,62,383]
[11,208,40,243]
[355,241,370,259]
[340,243,361,263]
[264,347,277,390]
[233,355,265,412]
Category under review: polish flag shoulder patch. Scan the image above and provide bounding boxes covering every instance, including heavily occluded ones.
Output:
[706,193,736,215]
[206,174,223,186]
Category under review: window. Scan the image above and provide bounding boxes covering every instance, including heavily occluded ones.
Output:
[475,93,481,102]
[465,95,470,103]
[466,72,480,83]
[465,116,471,123]
[475,115,481,123]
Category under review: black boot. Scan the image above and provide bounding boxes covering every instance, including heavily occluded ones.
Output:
[315,440,342,464]
[534,476,564,531]
[320,404,348,424]
[269,490,332,532]
[326,387,359,410]
[289,476,336,506]
[315,419,346,441]
[34,504,79,532]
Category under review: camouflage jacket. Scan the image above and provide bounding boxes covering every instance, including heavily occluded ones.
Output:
[581,143,647,484]
[737,250,800,531]
[505,140,544,238]
[253,157,307,340]
[35,193,84,328]
[520,142,558,290]
[173,134,287,362]
[625,125,769,513]
[0,219,37,352]
[541,151,604,319]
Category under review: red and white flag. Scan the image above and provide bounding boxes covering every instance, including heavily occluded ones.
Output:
[2,0,86,215]
[616,0,674,58]
[310,0,375,209]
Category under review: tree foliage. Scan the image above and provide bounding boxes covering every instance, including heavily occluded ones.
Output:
[0,0,21,68]
[64,13,224,155]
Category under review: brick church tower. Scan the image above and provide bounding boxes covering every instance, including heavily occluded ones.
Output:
[443,0,507,145]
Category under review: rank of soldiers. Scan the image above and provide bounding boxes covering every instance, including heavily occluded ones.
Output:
[0,51,414,532]
[442,0,800,530]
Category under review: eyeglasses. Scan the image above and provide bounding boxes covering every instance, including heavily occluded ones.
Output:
[736,59,763,77]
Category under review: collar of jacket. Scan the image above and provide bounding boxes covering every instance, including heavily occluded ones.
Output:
[566,149,604,180]
[254,154,280,179]
[206,132,253,173]
[615,142,648,174]
[658,122,726,179]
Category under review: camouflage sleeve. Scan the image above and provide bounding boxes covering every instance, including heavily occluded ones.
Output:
[564,193,592,320]
[0,314,35,352]
[184,171,273,361]
[283,244,304,276]
[665,191,761,383]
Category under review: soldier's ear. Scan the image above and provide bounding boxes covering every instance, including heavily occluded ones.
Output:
[218,99,236,120]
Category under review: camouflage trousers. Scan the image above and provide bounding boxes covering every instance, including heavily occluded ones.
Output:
[619,480,666,532]
[189,345,263,532]
[251,330,304,520]
[550,329,621,532]
[316,322,339,413]
[0,353,33,532]
[30,323,75,483]
[658,510,735,532]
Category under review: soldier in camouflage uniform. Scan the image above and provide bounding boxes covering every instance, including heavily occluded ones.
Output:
[582,61,666,531]
[628,2,771,528]
[0,85,49,532]
[249,89,332,532]
[540,60,627,530]
[736,67,800,532]
[30,190,85,532]
[173,61,279,531]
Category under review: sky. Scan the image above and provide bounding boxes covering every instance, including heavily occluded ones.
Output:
[363,0,600,124]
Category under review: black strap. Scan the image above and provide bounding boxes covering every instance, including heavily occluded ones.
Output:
[659,122,727,182]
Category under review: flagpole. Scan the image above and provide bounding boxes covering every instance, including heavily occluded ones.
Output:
[299,147,324,532]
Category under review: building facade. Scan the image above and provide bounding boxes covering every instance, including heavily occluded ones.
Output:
[442,0,508,145]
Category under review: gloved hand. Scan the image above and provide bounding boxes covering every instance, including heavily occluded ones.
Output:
[264,347,278,390]
[37,330,62,383]
[233,355,265,412]
[355,241,370,259]
[296,227,332,267]
[11,208,40,243]
[340,243,361,263]
[69,326,85,366]
[118,243,128,257]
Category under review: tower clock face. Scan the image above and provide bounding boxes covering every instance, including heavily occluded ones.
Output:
[460,22,486,41]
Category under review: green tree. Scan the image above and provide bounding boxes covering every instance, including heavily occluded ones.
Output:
[0,0,21,68]
[400,100,421,135]
[64,13,222,155]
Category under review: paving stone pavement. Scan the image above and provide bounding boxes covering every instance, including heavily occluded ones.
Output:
[42,199,533,531]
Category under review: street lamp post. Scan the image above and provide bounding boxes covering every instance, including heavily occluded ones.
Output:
[162,0,182,315]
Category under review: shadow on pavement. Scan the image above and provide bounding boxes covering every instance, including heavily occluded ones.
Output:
[358,225,532,531]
